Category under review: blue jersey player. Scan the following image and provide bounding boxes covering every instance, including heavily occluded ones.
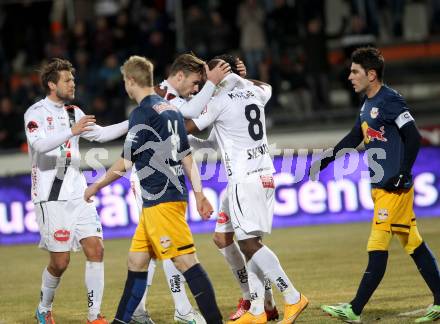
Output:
[84,55,223,324]
[310,47,440,323]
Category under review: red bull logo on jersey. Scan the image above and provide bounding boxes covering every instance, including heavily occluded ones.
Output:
[361,121,387,144]
[54,229,70,242]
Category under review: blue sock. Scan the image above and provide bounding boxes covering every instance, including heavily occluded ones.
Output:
[411,242,440,305]
[350,251,388,315]
[183,263,222,324]
[114,270,148,323]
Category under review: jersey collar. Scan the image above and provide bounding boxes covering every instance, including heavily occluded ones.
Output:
[159,80,180,100]
[43,97,65,111]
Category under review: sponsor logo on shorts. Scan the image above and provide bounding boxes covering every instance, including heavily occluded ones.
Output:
[217,211,230,224]
[261,175,275,188]
[160,236,171,249]
[378,208,389,221]
[53,229,70,242]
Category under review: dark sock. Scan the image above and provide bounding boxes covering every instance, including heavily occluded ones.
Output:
[411,242,440,305]
[350,251,388,315]
[114,270,148,323]
[183,263,222,324]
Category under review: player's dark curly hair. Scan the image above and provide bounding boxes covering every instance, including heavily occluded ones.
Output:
[40,58,75,94]
[351,47,384,81]
[208,54,239,75]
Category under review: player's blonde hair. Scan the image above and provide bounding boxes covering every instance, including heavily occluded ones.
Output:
[120,56,154,87]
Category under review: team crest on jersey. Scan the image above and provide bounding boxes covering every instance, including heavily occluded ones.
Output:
[46,116,55,130]
[378,209,389,221]
[27,120,39,133]
[160,236,172,249]
[370,107,379,119]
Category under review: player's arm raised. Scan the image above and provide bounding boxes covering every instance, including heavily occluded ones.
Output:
[178,61,230,119]
[181,153,213,219]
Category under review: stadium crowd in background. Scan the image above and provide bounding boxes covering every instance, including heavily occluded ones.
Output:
[1,0,440,150]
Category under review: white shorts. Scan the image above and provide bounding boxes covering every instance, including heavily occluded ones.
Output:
[215,175,275,241]
[35,198,103,252]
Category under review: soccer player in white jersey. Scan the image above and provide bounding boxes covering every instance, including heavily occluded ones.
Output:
[185,55,309,324]
[25,58,129,324]
[129,53,230,324]
[186,63,280,322]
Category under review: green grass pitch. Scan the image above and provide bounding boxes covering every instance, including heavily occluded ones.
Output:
[1,218,440,323]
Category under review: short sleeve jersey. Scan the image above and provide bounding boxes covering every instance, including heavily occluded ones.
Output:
[123,94,190,207]
[358,85,415,187]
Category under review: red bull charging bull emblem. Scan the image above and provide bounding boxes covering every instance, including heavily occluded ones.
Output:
[362,122,388,144]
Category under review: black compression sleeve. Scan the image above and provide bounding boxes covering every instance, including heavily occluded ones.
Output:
[398,122,421,174]
[320,123,364,169]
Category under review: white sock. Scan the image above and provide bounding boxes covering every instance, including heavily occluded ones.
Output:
[246,258,265,315]
[163,259,192,315]
[219,241,251,300]
[38,267,60,313]
[264,278,276,310]
[85,261,104,321]
[251,246,300,304]
[132,258,156,318]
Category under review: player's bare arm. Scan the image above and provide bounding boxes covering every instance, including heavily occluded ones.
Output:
[184,119,201,135]
[181,153,213,219]
[84,157,132,202]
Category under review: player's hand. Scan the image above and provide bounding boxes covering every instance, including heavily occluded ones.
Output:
[72,115,96,135]
[383,171,413,192]
[205,61,230,85]
[236,58,247,78]
[308,158,331,181]
[84,184,98,203]
[195,192,214,220]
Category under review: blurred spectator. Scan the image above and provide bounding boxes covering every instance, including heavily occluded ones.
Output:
[347,0,380,36]
[340,15,376,107]
[93,17,114,62]
[68,20,91,57]
[185,5,210,57]
[45,23,69,59]
[303,16,331,112]
[208,10,232,57]
[266,0,300,55]
[0,97,23,149]
[237,0,267,79]
[430,0,440,35]
[113,11,133,58]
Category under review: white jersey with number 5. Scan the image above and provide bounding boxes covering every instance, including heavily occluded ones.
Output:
[193,77,274,183]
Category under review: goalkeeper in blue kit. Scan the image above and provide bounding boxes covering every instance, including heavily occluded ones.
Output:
[310,47,440,323]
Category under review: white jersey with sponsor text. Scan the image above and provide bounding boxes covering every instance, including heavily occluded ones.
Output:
[24,98,110,203]
[193,80,274,183]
